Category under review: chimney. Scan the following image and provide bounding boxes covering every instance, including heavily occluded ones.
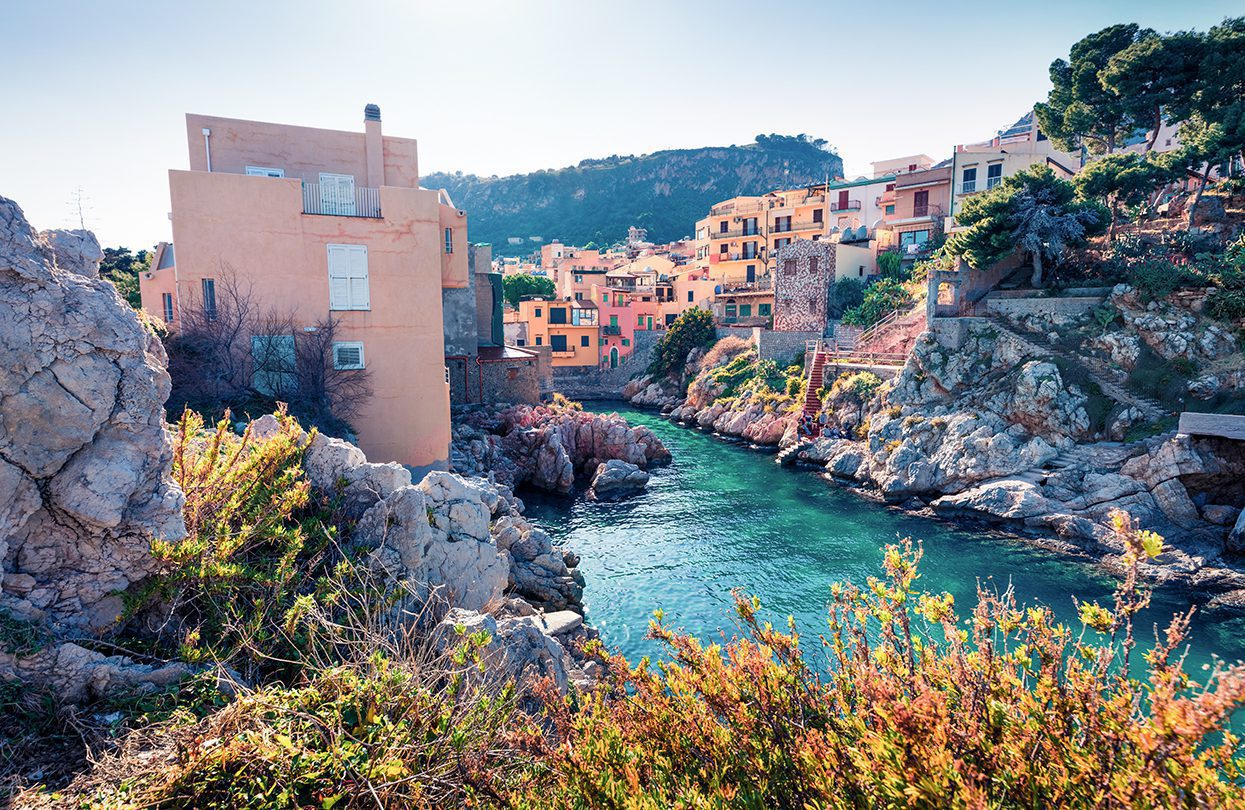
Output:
[364,103,384,187]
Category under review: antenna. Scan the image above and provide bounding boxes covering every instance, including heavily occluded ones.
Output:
[68,186,92,231]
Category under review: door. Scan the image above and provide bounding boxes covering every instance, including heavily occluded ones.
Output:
[319,172,356,215]
[914,190,929,217]
[746,265,756,283]
[837,190,849,210]
[646,316,653,330]
[610,347,618,368]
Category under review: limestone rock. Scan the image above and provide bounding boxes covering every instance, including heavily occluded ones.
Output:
[932,479,1056,520]
[1229,511,1245,554]
[0,642,190,704]
[588,459,650,500]
[0,195,185,633]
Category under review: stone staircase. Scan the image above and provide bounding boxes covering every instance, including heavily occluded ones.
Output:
[776,440,812,466]
[802,347,828,416]
[985,317,1168,422]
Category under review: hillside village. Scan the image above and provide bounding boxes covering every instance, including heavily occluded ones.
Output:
[3,14,1245,808]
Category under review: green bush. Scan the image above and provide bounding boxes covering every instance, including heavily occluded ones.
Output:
[648,307,716,377]
[827,278,866,319]
[841,278,912,328]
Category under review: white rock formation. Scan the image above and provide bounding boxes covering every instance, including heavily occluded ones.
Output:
[0,196,184,633]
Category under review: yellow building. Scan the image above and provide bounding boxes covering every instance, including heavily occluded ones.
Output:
[506,297,600,367]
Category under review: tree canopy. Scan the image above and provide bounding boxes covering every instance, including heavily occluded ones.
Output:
[1073,153,1172,238]
[947,167,1107,287]
[502,273,556,307]
[648,307,716,378]
[99,246,149,309]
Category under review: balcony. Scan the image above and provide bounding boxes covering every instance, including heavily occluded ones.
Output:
[603,325,622,335]
[711,227,762,240]
[911,203,945,219]
[830,199,862,212]
[716,316,773,328]
[789,220,824,232]
[722,275,773,292]
[302,183,381,218]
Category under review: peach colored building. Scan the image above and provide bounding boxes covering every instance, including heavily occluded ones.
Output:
[506,298,600,367]
[139,105,466,474]
[592,285,638,369]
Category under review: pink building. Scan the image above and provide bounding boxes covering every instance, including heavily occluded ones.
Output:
[140,105,467,474]
[591,284,637,369]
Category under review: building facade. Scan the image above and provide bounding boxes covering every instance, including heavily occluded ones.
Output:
[139,105,463,473]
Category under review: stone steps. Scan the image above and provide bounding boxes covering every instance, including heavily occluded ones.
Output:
[986,318,1167,422]
[776,441,812,466]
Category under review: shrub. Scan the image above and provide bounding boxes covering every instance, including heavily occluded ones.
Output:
[698,335,752,372]
[648,307,716,377]
[524,517,1245,807]
[841,278,912,328]
[827,278,866,320]
[828,370,884,406]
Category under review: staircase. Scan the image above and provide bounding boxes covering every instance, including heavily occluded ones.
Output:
[985,317,1167,422]
[776,440,813,466]
[803,344,828,416]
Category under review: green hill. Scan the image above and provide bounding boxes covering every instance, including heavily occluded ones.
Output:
[424,134,843,255]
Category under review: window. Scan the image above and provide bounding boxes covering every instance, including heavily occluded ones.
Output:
[550,334,568,352]
[742,242,757,260]
[886,183,896,192]
[332,341,365,370]
[687,290,694,302]
[161,292,174,323]
[549,307,568,324]
[516,339,526,346]
[637,315,644,326]
[610,315,618,327]
[783,259,796,276]
[913,190,930,217]
[774,216,791,233]
[535,336,542,346]
[319,172,356,215]
[602,293,609,303]
[245,166,284,177]
[986,163,1003,188]
[739,304,752,317]
[327,244,369,310]
[580,335,590,347]
[961,167,977,194]
[774,237,791,251]
[809,256,819,275]
[574,291,583,300]
[759,303,772,316]
[742,217,758,236]
[201,278,217,321]
[719,243,729,255]
[885,204,895,216]
[813,208,823,223]
[251,335,296,396]
[719,220,728,233]
[534,307,542,318]
[444,227,454,254]
[725,304,737,318]
[622,338,630,346]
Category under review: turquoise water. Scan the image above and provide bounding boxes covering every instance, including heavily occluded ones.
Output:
[524,404,1245,676]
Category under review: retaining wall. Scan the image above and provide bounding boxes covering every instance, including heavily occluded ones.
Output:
[547,330,662,400]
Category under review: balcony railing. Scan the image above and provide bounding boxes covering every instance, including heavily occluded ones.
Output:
[603,325,622,335]
[911,204,945,219]
[711,227,762,240]
[722,275,773,292]
[959,181,977,194]
[986,175,1003,189]
[302,183,382,217]
[830,199,862,212]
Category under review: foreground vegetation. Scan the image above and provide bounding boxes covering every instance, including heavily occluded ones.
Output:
[10,416,1245,808]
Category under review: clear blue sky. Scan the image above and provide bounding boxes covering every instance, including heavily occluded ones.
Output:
[2,0,1239,248]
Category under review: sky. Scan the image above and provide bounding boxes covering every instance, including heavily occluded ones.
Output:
[2,0,1240,248]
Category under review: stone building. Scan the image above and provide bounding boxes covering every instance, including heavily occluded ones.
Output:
[773,240,836,333]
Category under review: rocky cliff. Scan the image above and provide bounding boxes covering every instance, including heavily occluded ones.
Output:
[451,401,670,493]
[0,197,185,635]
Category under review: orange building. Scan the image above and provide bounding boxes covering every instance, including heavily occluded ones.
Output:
[139,105,464,474]
[505,297,600,367]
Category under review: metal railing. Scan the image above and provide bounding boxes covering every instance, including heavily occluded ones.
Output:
[603,325,622,335]
[302,183,382,217]
[830,199,862,212]
[911,203,945,218]
[711,227,762,240]
[959,181,977,194]
[722,274,774,292]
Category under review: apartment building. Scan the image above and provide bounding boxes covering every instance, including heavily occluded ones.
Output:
[505,297,600,367]
[138,105,465,473]
[593,285,637,369]
[948,111,1080,224]
[888,164,953,262]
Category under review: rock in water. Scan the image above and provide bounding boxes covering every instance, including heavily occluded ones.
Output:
[0,196,185,634]
[588,459,650,500]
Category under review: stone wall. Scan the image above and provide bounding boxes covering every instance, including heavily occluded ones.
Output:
[756,328,821,363]
[449,353,543,407]
[983,295,1107,318]
[774,241,836,333]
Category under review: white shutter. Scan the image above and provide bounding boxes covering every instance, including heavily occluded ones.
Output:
[320,172,356,216]
[333,341,365,369]
[327,244,368,311]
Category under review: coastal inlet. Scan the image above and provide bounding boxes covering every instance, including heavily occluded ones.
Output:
[525,403,1245,675]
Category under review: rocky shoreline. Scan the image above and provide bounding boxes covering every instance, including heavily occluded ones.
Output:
[622,290,1245,610]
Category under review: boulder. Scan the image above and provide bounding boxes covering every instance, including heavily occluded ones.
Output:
[1228,510,1245,554]
[932,479,1056,520]
[0,196,185,633]
[588,459,650,500]
[0,642,190,704]
[435,608,571,694]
